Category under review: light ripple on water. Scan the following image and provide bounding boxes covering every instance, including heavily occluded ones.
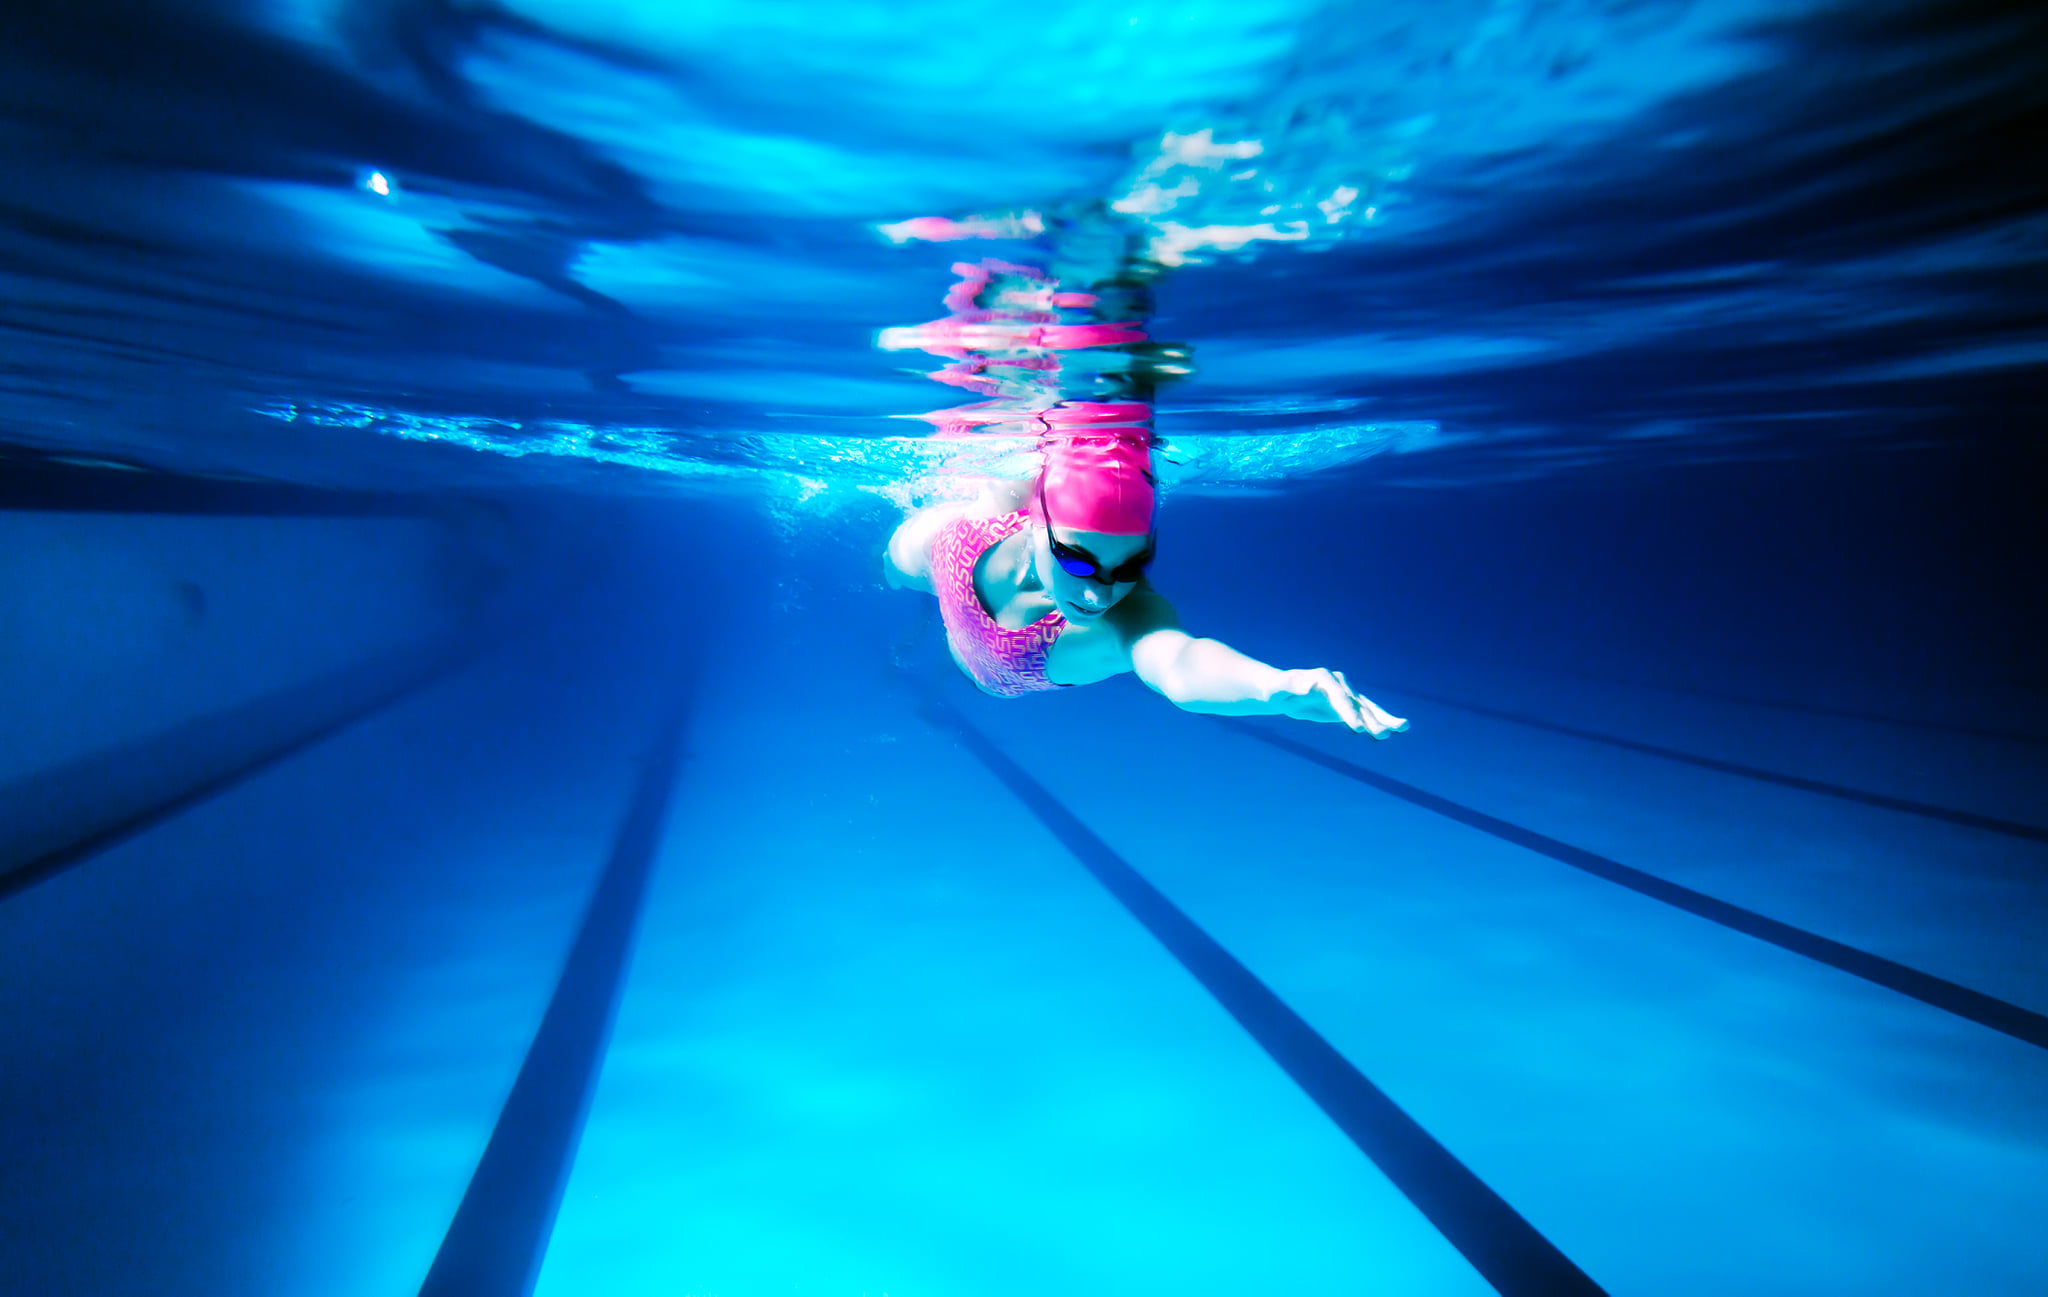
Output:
[252,400,1443,507]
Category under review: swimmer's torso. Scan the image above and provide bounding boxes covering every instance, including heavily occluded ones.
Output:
[969,517,1140,686]
[932,507,1140,695]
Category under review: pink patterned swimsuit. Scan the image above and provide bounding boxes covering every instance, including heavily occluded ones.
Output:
[932,509,1069,697]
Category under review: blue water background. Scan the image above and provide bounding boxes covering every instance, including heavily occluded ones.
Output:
[1,0,2045,1294]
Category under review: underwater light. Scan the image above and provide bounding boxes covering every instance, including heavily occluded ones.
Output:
[360,169,393,198]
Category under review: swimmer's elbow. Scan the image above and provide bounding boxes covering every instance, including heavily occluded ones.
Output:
[1132,631,1206,707]
[1158,679,1229,714]
[884,520,933,592]
[1155,679,1231,715]
[1137,634,1278,715]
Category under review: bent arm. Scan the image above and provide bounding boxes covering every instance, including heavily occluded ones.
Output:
[883,502,970,592]
[883,479,1032,593]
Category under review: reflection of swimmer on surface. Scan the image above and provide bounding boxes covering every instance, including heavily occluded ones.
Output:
[880,218,1407,735]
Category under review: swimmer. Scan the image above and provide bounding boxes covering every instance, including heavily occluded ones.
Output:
[884,429,1407,735]
[880,214,1407,736]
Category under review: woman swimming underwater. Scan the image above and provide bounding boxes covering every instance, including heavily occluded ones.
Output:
[880,225,1408,738]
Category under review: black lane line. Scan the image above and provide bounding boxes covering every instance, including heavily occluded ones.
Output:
[925,699,1606,1297]
[1510,661,2048,748]
[1653,687,2048,749]
[1666,690,2048,748]
[1385,686,2048,845]
[419,691,691,1297]
[1226,721,2048,1055]
[0,642,481,902]
[1626,679,2048,749]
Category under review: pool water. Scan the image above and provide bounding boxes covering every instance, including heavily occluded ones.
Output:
[1,1,2043,1294]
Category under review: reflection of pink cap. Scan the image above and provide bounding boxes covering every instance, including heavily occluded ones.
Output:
[1035,429,1156,536]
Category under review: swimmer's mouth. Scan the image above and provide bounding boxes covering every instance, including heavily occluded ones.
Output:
[1063,600,1104,618]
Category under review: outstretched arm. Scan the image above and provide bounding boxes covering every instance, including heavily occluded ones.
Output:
[1117,590,1408,737]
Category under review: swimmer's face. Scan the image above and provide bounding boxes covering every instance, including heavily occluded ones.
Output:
[1035,520,1153,622]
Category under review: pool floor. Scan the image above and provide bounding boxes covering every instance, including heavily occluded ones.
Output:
[4,611,2044,1296]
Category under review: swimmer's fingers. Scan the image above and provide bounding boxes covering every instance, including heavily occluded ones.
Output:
[1294,669,1410,738]
[1332,671,1407,739]
[1357,695,1408,738]
[1325,670,1370,733]
[1309,669,1370,733]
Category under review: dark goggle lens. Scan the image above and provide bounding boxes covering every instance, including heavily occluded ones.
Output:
[1112,553,1153,582]
[1054,542,1152,584]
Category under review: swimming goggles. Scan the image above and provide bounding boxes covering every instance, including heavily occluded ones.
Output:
[1041,499,1155,585]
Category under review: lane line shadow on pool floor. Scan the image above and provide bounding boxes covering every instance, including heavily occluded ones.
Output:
[418,685,693,1297]
[925,698,1609,1297]
[1225,720,2048,1055]
[1381,685,2048,845]
[1482,659,2048,749]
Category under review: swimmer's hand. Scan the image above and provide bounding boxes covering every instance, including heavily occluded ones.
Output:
[1279,669,1409,738]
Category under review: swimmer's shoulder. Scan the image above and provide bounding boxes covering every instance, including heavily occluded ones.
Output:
[1051,581,1179,684]
[885,479,1033,594]
[1106,578,1182,645]
[885,504,968,592]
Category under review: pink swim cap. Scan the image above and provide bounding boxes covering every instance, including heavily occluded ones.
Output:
[1035,429,1156,536]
